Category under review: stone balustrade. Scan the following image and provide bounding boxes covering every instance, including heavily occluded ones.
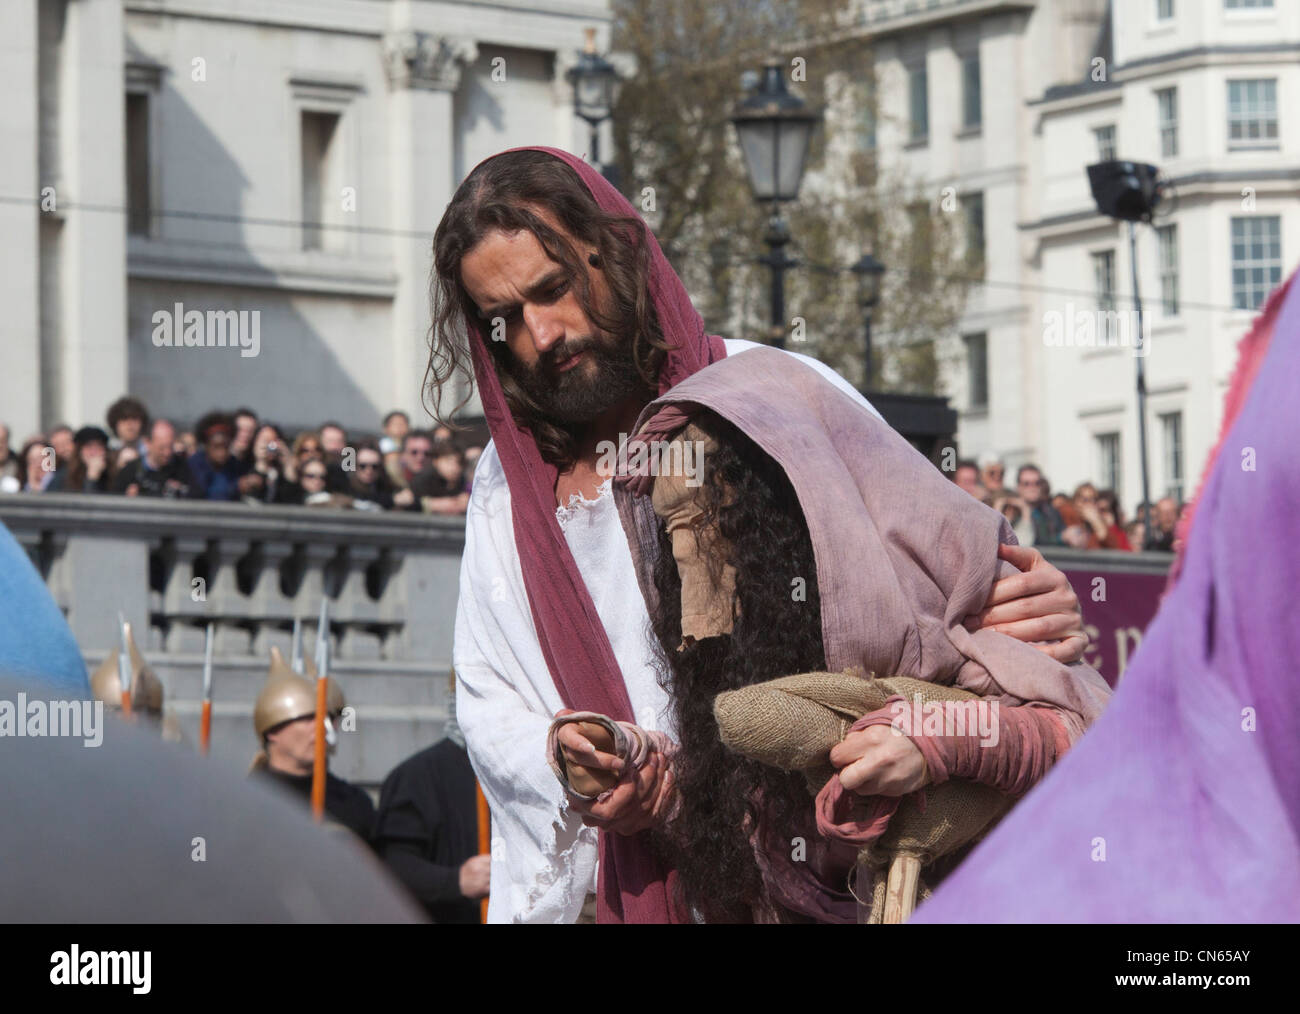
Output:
[0,494,1171,787]
[0,493,465,791]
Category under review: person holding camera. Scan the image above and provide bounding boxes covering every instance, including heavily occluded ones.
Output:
[238,424,301,505]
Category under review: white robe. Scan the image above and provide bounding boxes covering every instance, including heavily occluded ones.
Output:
[454,339,882,922]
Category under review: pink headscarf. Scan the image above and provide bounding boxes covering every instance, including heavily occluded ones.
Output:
[457,146,726,923]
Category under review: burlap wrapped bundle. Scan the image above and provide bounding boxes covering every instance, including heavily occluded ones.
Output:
[714,670,1013,921]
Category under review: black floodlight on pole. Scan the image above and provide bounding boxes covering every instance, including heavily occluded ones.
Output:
[850,252,886,387]
[1087,159,1164,549]
[731,58,820,349]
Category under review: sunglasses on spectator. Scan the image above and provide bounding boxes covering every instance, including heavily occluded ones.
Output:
[406,447,432,458]
[357,461,381,471]
[303,470,327,481]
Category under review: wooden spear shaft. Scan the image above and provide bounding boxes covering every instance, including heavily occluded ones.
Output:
[311,675,328,821]
[199,623,214,755]
[476,781,491,923]
[311,599,330,822]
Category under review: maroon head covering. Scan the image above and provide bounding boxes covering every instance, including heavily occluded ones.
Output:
[457,146,726,922]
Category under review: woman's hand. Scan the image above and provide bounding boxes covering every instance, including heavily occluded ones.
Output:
[967,544,1088,663]
[829,725,927,797]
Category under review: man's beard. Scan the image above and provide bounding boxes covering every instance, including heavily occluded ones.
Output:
[505,332,647,424]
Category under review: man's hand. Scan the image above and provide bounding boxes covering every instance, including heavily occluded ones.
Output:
[829,725,927,797]
[966,544,1087,663]
[553,711,674,835]
[459,854,491,899]
[569,751,674,835]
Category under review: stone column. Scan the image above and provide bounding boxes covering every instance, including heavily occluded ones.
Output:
[248,540,297,657]
[0,0,42,436]
[58,0,128,428]
[62,535,150,654]
[337,544,383,660]
[384,30,477,424]
[162,535,209,653]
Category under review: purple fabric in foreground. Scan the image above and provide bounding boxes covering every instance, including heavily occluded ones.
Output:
[914,275,1300,923]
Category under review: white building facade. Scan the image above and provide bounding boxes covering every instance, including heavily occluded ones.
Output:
[0,0,611,440]
[858,0,1299,513]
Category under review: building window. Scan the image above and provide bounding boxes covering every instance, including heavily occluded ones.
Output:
[1157,224,1179,316]
[1094,124,1117,161]
[1156,0,1175,19]
[964,333,988,411]
[301,110,342,252]
[1156,87,1178,157]
[1160,412,1184,503]
[1096,433,1121,502]
[961,51,981,130]
[125,92,151,236]
[907,200,933,290]
[858,79,877,152]
[962,192,985,275]
[1092,249,1117,312]
[909,64,929,143]
[1231,216,1282,310]
[1227,79,1278,145]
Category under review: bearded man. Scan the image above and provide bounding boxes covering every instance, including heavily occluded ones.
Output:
[431,147,1089,923]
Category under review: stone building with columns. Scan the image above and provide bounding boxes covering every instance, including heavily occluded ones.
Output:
[0,0,612,441]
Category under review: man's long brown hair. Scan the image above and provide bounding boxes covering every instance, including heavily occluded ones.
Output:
[428,150,669,472]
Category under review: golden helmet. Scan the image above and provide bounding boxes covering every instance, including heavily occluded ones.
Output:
[254,647,317,738]
[91,622,164,714]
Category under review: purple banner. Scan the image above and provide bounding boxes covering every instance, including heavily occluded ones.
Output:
[1062,568,1169,688]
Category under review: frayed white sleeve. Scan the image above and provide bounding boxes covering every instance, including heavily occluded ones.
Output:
[453,445,598,923]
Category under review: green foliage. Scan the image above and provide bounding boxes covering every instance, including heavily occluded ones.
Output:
[610,0,972,394]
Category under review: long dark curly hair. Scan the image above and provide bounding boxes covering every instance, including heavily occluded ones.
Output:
[647,410,826,922]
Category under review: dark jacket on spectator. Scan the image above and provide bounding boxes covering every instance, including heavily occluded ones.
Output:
[187,450,244,501]
[112,455,192,498]
[46,467,111,494]
[1030,502,1066,546]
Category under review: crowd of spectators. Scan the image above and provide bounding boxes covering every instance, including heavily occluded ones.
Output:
[951,452,1187,554]
[0,397,484,517]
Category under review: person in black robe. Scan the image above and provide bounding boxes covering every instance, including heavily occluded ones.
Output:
[257,764,376,845]
[374,724,488,923]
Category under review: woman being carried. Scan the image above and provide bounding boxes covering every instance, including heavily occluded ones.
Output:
[551,345,1111,923]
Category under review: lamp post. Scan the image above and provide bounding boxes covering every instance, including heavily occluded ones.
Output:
[731,59,820,349]
[566,28,621,181]
[851,252,886,387]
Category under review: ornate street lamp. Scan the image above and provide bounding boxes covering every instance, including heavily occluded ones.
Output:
[731,59,820,348]
[566,28,621,179]
[850,252,886,387]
